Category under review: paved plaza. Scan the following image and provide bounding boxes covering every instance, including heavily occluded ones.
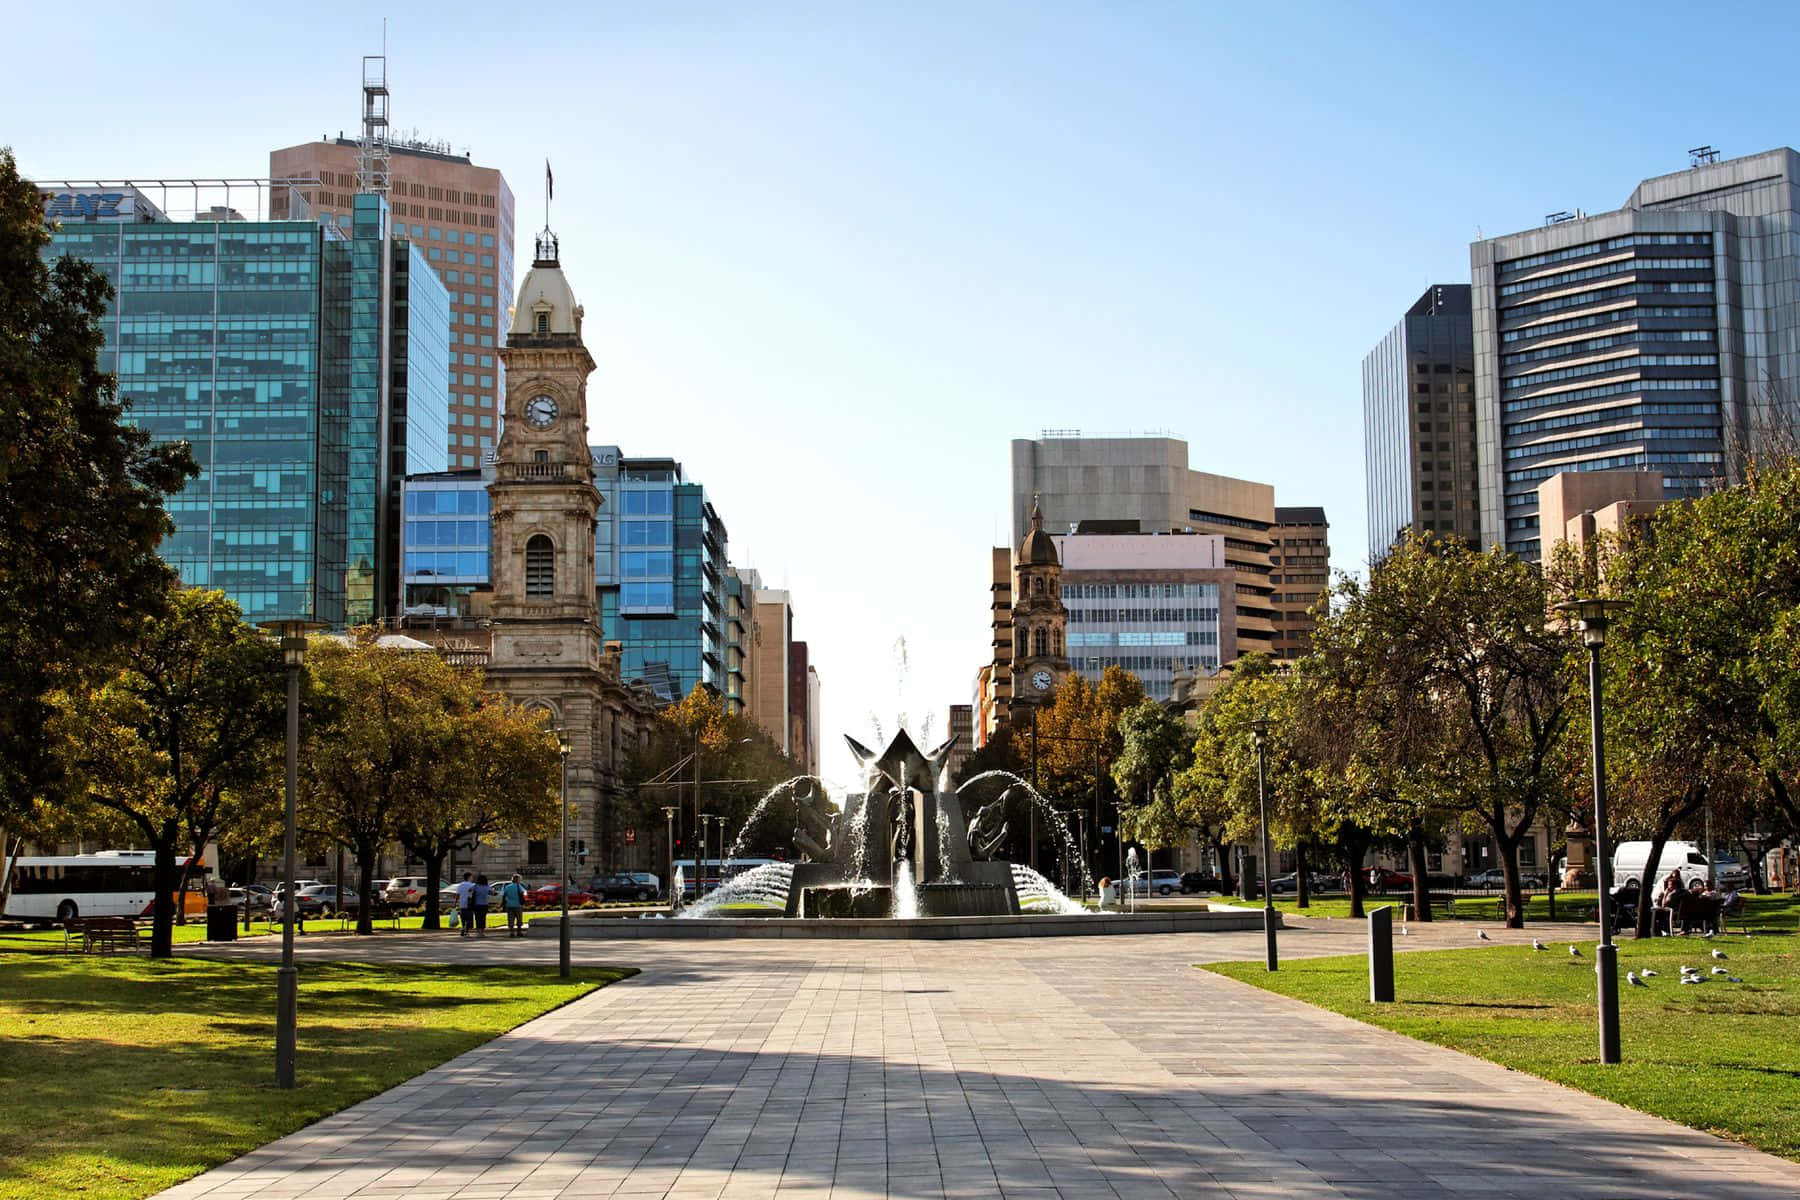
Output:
[160,918,1796,1199]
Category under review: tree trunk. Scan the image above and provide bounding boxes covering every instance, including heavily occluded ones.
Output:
[1407,823,1432,924]
[1632,790,1704,938]
[1294,843,1310,909]
[150,831,179,958]
[1211,828,1234,895]
[1493,821,1526,928]
[1745,836,1771,896]
[1344,828,1369,919]
[354,837,379,935]
[423,850,446,930]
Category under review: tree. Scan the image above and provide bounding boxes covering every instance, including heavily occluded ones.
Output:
[48,589,285,956]
[0,147,198,822]
[393,692,562,931]
[1358,534,1575,927]
[1112,700,1195,854]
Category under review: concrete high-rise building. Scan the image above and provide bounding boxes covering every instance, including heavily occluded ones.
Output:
[981,546,1014,745]
[946,705,974,777]
[788,641,816,775]
[1270,507,1330,660]
[1362,284,1480,559]
[1010,435,1280,657]
[1471,147,1800,558]
[39,183,449,628]
[1053,530,1234,701]
[750,585,795,754]
[272,136,515,471]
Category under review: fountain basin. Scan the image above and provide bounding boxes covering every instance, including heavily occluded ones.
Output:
[535,906,1275,939]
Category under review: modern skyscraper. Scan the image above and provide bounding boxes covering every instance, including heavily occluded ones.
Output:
[38,182,449,627]
[1362,284,1480,559]
[1010,435,1282,657]
[272,136,515,470]
[1269,507,1330,660]
[749,584,795,753]
[1470,147,1800,557]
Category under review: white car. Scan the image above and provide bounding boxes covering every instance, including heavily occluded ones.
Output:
[1124,869,1184,896]
[384,877,432,905]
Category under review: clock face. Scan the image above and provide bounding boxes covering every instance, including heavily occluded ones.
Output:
[1032,670,1053,692]
[526,394,558,429]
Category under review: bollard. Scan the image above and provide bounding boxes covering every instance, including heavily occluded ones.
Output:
[1369,904,1395,1002]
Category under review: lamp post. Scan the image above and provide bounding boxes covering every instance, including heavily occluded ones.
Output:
[662,805,678,913]
[557,728,571,980]
[1556,597,1623,1064]
[1250,717,1278,972]
[697,813,712,896]
[257,617,323,1090]
[713,815,730,884]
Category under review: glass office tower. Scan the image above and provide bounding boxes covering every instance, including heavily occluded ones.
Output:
[43,186,452,626]
[1472,148,1800,557]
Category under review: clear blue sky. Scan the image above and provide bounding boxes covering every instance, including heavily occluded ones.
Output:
[10,1,1800,790]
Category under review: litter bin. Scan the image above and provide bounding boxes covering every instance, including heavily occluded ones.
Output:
[206,904,239,942]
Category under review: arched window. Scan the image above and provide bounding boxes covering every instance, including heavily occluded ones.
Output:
[1034,628,1048,657]
[525,534,555,597]
[1052,629,1063,656]
[534,311,549,334]
[1033,577,1044,595]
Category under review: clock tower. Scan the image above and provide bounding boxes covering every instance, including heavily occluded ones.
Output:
[1009,496,1070,722]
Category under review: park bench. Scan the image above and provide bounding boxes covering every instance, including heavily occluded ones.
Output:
[1400,893,1456,921]
[66,916,142,954]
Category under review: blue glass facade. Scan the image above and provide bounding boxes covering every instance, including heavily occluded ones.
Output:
[402,448,732,705]
[45,190,452,627]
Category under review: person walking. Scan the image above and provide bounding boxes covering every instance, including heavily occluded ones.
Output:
[501,874,528,937]
[454,872,475,938]
[471,874,491,937]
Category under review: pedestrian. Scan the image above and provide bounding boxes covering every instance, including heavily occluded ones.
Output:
[454,872,475,937]
[502,873,528,937]
[471,874,491,937]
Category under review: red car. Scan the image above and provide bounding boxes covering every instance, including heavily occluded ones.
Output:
[525,883,593,906]
[1366,867,1413,892]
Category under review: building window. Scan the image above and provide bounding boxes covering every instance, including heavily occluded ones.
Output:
[527,839,548,865]
[525,535,554,597]
[535,312,548,334]
[1034,628,1048,656]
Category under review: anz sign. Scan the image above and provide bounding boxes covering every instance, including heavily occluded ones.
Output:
[40,188,161,223]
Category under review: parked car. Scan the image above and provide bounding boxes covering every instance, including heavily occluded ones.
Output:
[590,873,657,902]
[526,882,594,907]
[293,884,358,916]
[1465,869,1508,889]
[227,887,274,914]
[1123,869,1184,896]
[1714,858,1751,889]
[1269,873,1299,894]
[1179,871,1223,894]
[385,877,432,905]
[1366,867,1413,891]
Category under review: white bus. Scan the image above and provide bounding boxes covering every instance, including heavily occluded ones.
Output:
[1,851,210,923]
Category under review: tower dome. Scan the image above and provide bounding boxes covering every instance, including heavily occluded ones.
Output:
[509,232,582,339]
[1020,496,1060,566]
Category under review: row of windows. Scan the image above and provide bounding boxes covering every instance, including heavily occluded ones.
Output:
[405,551,488,578]
[1502,328,1712,367]
[1073,654,1218,674]
[406,519,486,547]
[1069,631,1217,647]
[621,551,673,579]
[1068,607,1221,624]
[424,248,497,268]
[401,225,497,248]
[1505,450,1723,487]
[1505,426,1720,462]
[1502,279,1713,322]
[621,519,673,547]
[1509,400,1719,437]
[1498,256,1712,298]
[406,488,488,515]
[1060,583,1217,599]
[1499,232,1712,275]
[1505,353,1717,392]
[1501,305,1715,344]
[619,489,674,515]
[1503,376,1718,416]
[622,581,676,610]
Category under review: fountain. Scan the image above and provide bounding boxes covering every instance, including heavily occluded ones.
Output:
[547,728,1274,940]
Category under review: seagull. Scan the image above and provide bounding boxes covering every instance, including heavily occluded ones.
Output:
[1680,975,1703,985]
[1400,925,1408,936]
[1641,968,1659,977]
[1712,966,1730,975]
[1477,929,1491,941]
[1727,977,1743,983]
[1712,949,1728,960]
[1681,965,1700,976]
[1532,939,1547,951]
[1627,971,1647,987]
[1569,945,1582,957]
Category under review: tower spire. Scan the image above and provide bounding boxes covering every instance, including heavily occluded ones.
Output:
[537,159,558,263]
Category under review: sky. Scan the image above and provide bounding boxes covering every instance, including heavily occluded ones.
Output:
[10,1,1800,792]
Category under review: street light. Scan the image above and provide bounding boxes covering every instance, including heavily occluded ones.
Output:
[256,616,324,1090]
[697,812,712,897]
[662,805,678,913]
[1250,716,1278,972]
[1556,596,1625,1064]
[557,727,572,980]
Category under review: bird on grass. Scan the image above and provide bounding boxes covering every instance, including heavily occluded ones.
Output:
[1627,971,1647,987]
[1476,929,1491,941]
[1727,977,1744,983]
[1680,975,1705,985]
[1640,968,1659,977]
[1400,925,1408,936]
[1712,966,1730,975]
[1531,939,1547,951]
[1569,945,1582,957]
[1712,948,1729,960]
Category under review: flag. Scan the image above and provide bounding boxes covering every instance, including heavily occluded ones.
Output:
[546,160,553,201]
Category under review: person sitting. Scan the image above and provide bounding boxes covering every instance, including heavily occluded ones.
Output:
[1652,871,1682,936]
[1610,879,1641,932]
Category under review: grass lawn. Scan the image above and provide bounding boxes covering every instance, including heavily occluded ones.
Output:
[1271,891,1800,929]
[0,950,633,1200]
[1205,929,1800,1160]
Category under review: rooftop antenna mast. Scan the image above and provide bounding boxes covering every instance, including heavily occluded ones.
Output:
[357,33,391,196]
[537,159,558,262]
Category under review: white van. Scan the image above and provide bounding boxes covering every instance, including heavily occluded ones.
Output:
[1612,841,1710,890]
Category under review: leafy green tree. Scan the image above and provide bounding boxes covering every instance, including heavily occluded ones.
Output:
[393,692,562,930]
[1112,699,1195,854]
[0,147,198,823]
[48,589,285,955]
